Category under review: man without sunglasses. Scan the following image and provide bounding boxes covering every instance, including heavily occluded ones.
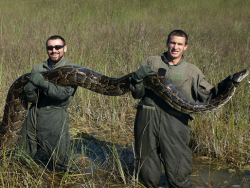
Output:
[17,35,77,172]
[130,30,240,187]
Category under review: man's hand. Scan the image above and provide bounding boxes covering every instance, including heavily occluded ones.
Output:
[132,65,156,83]
[233,81,240,87]
[24,81,37,91]
[227,75,240,87]
[29,73,48,89]
[29,73,45,86]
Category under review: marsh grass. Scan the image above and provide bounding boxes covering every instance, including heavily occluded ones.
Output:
[0,0,250,186]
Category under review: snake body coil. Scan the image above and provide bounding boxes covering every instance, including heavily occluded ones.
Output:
[0,65,248,151]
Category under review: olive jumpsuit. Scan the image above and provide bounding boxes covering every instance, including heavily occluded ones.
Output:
[130,52,232,187]
[18,58,77,172]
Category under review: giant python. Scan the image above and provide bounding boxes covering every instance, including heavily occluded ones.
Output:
[0,65,248,151]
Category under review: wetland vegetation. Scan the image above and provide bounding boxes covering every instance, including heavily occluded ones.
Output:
[0,0,250,187]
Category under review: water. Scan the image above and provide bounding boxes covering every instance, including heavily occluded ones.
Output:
[74,133,250,187]
[36,133,250,187]
[190,159,250,187]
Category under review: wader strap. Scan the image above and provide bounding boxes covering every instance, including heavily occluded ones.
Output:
[167,109,194,121]
[46,106,67,110]
[135,104,155,110]
[135,104,193,120]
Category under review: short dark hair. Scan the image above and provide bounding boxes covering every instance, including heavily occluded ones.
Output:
[46,35,66,47]
[167,30,188,45]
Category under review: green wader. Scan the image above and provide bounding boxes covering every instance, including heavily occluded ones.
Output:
[131,52,233,188]
[18,58,77,172]
[134,90,192,188]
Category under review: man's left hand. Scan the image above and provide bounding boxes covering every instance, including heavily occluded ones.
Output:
[233,81,240,87]
[228,74,240,87]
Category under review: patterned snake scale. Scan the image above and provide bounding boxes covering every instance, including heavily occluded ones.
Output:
[0,65,248,151]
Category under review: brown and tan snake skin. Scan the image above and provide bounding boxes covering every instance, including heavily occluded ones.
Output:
[0,65,248,152]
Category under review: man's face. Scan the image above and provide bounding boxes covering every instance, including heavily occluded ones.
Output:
[47,39,67,64]
[167,35,188,60]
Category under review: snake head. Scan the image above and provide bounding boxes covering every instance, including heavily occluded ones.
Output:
[233,69,249,83]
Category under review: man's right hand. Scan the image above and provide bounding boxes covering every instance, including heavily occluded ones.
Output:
[132,65,156,83]
[29,73,45,86]
[24,81,37,92]
[29,73,49,89]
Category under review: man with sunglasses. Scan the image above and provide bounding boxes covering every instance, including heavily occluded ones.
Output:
[18,35,77,173]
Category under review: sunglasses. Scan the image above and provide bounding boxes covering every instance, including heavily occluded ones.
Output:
[47,45,65,51]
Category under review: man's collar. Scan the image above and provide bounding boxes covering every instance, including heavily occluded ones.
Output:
[162,52,184,66]
[46,58,66,69]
